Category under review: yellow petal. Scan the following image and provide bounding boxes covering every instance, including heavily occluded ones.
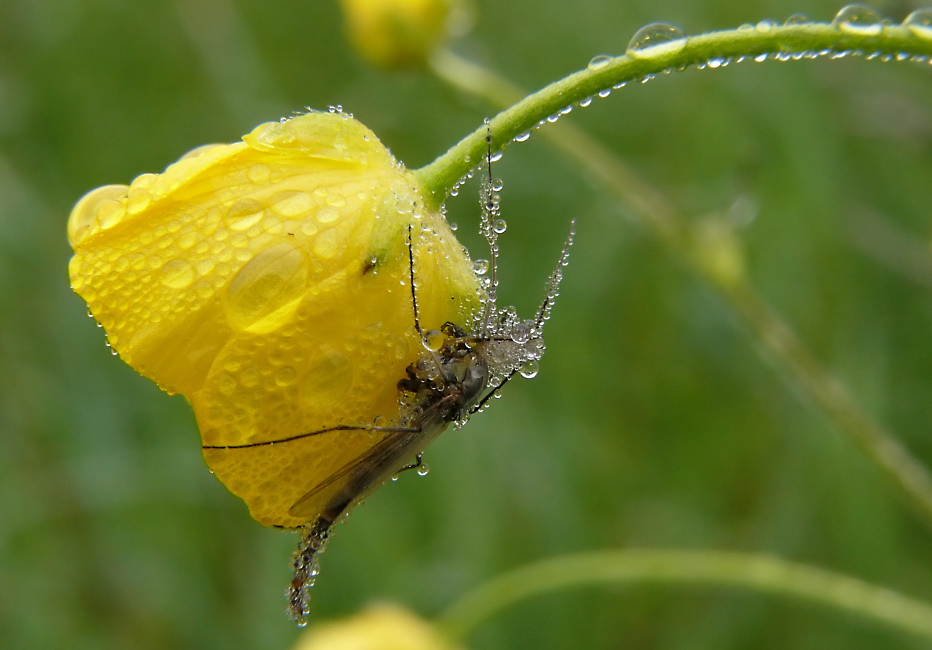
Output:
[68,111,480,527]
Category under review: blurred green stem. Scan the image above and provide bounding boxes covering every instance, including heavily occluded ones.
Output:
[427,45,932,530]
[437,550,932,643]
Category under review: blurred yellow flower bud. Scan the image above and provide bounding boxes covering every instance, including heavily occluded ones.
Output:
[340,0,469,68]
[67,110,480,527]
[291,605,461,650]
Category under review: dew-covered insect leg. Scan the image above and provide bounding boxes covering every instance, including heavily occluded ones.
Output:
[286,516,331,626]
[397,451,424,474]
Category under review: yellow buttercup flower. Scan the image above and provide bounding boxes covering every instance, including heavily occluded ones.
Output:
[290,605,461,650]
[340,0,466,67]
[67,110,480,529]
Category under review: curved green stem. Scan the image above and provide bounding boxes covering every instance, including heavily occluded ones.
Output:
[414,22,932,208]
[436,550,932,644]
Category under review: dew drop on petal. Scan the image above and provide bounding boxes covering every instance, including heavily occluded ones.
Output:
[158,259,195,288]
[626,23,687,58]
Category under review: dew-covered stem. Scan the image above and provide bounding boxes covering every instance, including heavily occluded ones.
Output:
[437,550,932,643]
[414,21,932,207]
[426,26,932,531]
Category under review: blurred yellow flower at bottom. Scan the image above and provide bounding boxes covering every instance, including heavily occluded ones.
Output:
[291,605,461,650]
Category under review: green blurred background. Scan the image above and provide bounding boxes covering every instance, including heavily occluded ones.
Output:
[4,0,932,648]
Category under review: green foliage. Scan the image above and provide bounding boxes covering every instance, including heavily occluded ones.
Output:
[3,0,932,648]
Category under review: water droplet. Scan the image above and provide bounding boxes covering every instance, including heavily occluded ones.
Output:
[247,164,271,184]
[227,200,265,231]
[96,199,127,230]
[275,366,297,387]
[520,359,540,379]
[473,259,489,275]
[270,191,314,218]
[423,330,445,352]
[904,8,932,38]
[755,20,775,33]
[588,54,613,70]
[514,131,531,142]
[598,88,612,98]
[627,23,686,58]
[316,206,340,224]
[785,13,810,25]
[832,4,882,35]
[579,96,593,107]
[737,23,754,32]
[416,463,430,477]
[125,189,152,215]
[158,259,195,288]
[492,219,507,234]
[225,243,308,332]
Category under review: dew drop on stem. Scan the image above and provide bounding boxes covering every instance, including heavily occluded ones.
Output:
[626,22,687,58]
[832,4,883,35]
[904,8,932,39]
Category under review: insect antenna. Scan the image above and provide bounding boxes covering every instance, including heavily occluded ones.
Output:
[406,224,424,338]
[534,219,576,329]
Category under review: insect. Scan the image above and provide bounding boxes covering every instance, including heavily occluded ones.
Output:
[66,111,572,625]
[203,130,575,624]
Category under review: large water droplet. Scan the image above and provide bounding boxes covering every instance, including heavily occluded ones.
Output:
[225,242,308,332]
[626,23,687,58]
[125,189,152,215]
[784,13,810,25]
[832,4,882,35]
[587,54,613,70]
[904,8,932,38]
[519,359,539,379]
[158,259,195,288]
[96,200,126,230]
[270,191,314,218]
[227,199,265,231]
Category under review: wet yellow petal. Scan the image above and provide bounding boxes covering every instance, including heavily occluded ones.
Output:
[291,605,461,650]
[68,111,480,527]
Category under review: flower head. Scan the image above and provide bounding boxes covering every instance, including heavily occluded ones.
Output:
[68,110,480,528]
